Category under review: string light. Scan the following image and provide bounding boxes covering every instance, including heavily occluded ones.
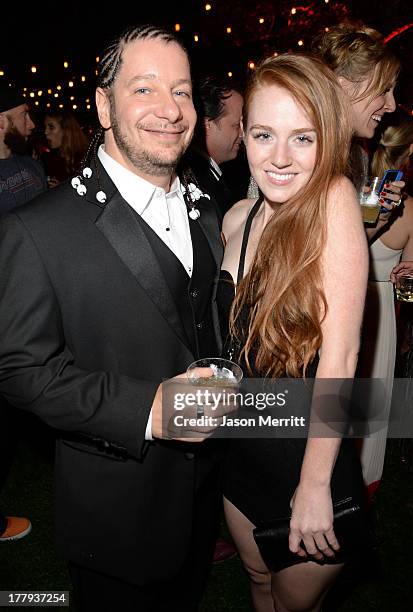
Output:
[18,4,404,115]
[59,104,64,109]
[35,101,39,106]
[72,104,77,110]
[0,70,4,76]
[46,103,51,108]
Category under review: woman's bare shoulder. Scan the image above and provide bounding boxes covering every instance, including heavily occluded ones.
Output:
[327,176,358,208]
[222,198,256,239]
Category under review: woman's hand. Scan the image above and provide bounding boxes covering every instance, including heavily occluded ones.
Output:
[390,260,413,283]
[289,482,340,562]
[377,180,405,221]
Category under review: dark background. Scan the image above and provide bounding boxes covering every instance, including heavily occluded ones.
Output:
[1,1,412,121]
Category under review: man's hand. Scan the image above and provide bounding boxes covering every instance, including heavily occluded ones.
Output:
[151,368,237,441]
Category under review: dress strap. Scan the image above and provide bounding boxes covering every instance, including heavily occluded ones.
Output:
[236,195,264,285]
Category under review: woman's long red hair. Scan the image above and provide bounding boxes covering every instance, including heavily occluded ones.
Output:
[230,54,353,378]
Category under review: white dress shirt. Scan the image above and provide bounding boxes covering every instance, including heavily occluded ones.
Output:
[98,146,193,276]
[208,156,222,181]
[98,146,194,440]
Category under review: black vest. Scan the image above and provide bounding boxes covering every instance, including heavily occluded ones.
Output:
[135,213,218,359]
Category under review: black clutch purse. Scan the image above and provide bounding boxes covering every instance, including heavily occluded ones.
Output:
[253,496,367,573]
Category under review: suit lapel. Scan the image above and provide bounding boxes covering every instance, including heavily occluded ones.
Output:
[195,197,224,269]
[92,180,190,350]
[83,157,222,349]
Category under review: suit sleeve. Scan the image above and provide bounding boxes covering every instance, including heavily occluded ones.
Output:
[0,213,158,460]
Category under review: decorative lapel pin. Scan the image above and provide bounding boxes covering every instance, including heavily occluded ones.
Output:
[182,182,211,221]
[71,166,107,204]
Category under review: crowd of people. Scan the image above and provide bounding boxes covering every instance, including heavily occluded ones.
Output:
[0,19,412,612]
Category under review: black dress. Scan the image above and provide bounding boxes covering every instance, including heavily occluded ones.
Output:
[219,197,365,534]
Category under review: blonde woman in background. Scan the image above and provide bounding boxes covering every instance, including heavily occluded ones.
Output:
[370,110,413,387]
[315,23,405,498]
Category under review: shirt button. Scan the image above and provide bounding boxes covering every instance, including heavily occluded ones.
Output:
[190,289,199,299]
[196,321,203,329]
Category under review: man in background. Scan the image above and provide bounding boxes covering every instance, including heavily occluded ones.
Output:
[185,76,244,220]
[0,84,46,213]
[0,84,46,542]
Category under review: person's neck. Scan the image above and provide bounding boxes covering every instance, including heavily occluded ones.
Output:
[0,141,11,159]
[132,167,175,192]
[207,147,222,167]
[104,143,175,192]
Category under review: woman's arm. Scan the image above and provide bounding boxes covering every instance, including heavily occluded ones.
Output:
[289,176,369,559]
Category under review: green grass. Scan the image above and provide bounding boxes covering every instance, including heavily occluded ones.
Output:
[1,417,412,611]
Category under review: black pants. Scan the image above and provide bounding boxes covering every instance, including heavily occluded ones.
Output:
[70,562,201,612]
[69,457,222,612]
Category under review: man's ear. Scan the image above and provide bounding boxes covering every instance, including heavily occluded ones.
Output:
[95,88,111,130]
[204,118,212,131]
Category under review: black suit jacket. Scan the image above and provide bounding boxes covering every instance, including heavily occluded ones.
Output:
[0,161,223,584]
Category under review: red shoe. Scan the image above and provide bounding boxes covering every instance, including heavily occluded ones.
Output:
[213,537,238,564]
[0,517,32,542]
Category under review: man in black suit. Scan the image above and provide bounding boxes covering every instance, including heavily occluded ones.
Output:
[0,24,224,611]
[185,76,244,220]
